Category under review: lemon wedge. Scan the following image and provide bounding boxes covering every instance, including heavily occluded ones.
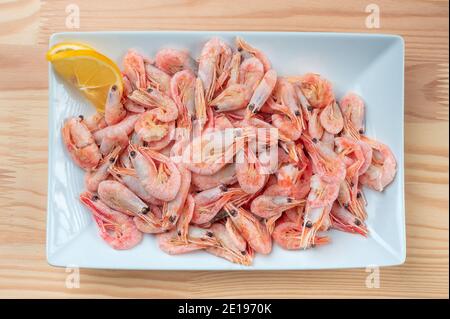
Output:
[47,45,122,112]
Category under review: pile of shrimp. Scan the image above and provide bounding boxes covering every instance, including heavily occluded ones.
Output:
[62,37,397,265]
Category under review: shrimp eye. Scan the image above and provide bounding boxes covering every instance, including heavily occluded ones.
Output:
[146,87,153,93]
[92,195,99,201]
[305,221,313,228]
[343,203,350,209]
[295,110,301,116]
[312,138,318,144]
[111,85,117,92]
[191,114,197,120]
[169,215,176,223]
[117,174,121,178]
[78,115,84,121]
[310,243,316,248]
[357,192,362,198]
[213,105,219,111]
[307,106,313,112]
[177,231,181,236]
[143,141,148,147]
[241,250,247,255]
[141,207,150,214]
[237,47,243,52]
[206,231,214,237]
[247,103,255,111]
[219,185,228,192]
[109,157,115,163]
[354,219,362,226]
[359,129,364,134]
[230,209,237,217]
[130,150,136,158]
[287,197,293,203]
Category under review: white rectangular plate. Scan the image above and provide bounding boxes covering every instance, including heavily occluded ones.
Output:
[47,31,405,270]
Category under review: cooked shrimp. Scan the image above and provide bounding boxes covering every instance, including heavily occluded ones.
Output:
[319,101,343,134]
[225,203,272,254]
[239,57,264,91]
[83,112,107,132]
[207,222,253,265]
[144,61,172,96]
[170,70,196,118]
[97,180,150,216]
[175,194,195,241]
[331,203,368,236]
[155,48,198,76]
[272,213,329,250]
[247,69,277,115]
[134,111,170,142]
[157,226,218,255]
[191,164,237,191]
[236,37,271,72]
[127,88,178,122]
[271,114,302,141]
[85,146,121,192]
[227,52,241,87]
[93,114,139,145]
[302,134,346,184]
[340,92,365,133]
[360,136,397,192]
[130,145,181,201]
[104,84,126,126]
[210,84,252,112]
[300,73,334,109]
[123,49,147,90]
[235,146,268,194]
[191,185,245,225]
[108,165,162,206]
[80,192,143,250]
[198,37,232,102]
[62,116,101,170]
[250,195,303,219]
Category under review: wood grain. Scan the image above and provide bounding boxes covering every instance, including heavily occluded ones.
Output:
[0,0,448,298]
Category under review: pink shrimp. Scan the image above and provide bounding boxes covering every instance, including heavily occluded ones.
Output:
[225,203,272,254]
[144,61,172,96]
[85,146,121,192]
[127,88,178,123]
[210,84,252,112]
[360,136,397,192]
[134,111,172,142]
[207,222,253,265]
[250,195,304,219]
[175,194,195,241]
[129,145,181,201]
[61,116,101,170]
[340,92,365,133]
[236,37,271,72]
[191,185,245,225]
[271,114,302,141]
[198,37,232,102]
[170,70,196,118]
[123,49,147,90]
[300,73,334,109]
[155,48,198,76]
[191,164,237,191]
[301,134,346,185]
[157,226,218,255]
[104,84,126,126]
[93,114,139,145]
[247,69,277,115]
[239,57,264,92]
[272,213,329,250]
[235,146,268,194]
[108,165,163,206]
[330,202,368,236]
[97,180,150,216]
[319,101,344,135]
[83,112,107,133]
[80,192,142,250]
[227,51,242,87]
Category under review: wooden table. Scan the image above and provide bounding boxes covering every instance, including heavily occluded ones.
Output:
[0,0,448,298]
